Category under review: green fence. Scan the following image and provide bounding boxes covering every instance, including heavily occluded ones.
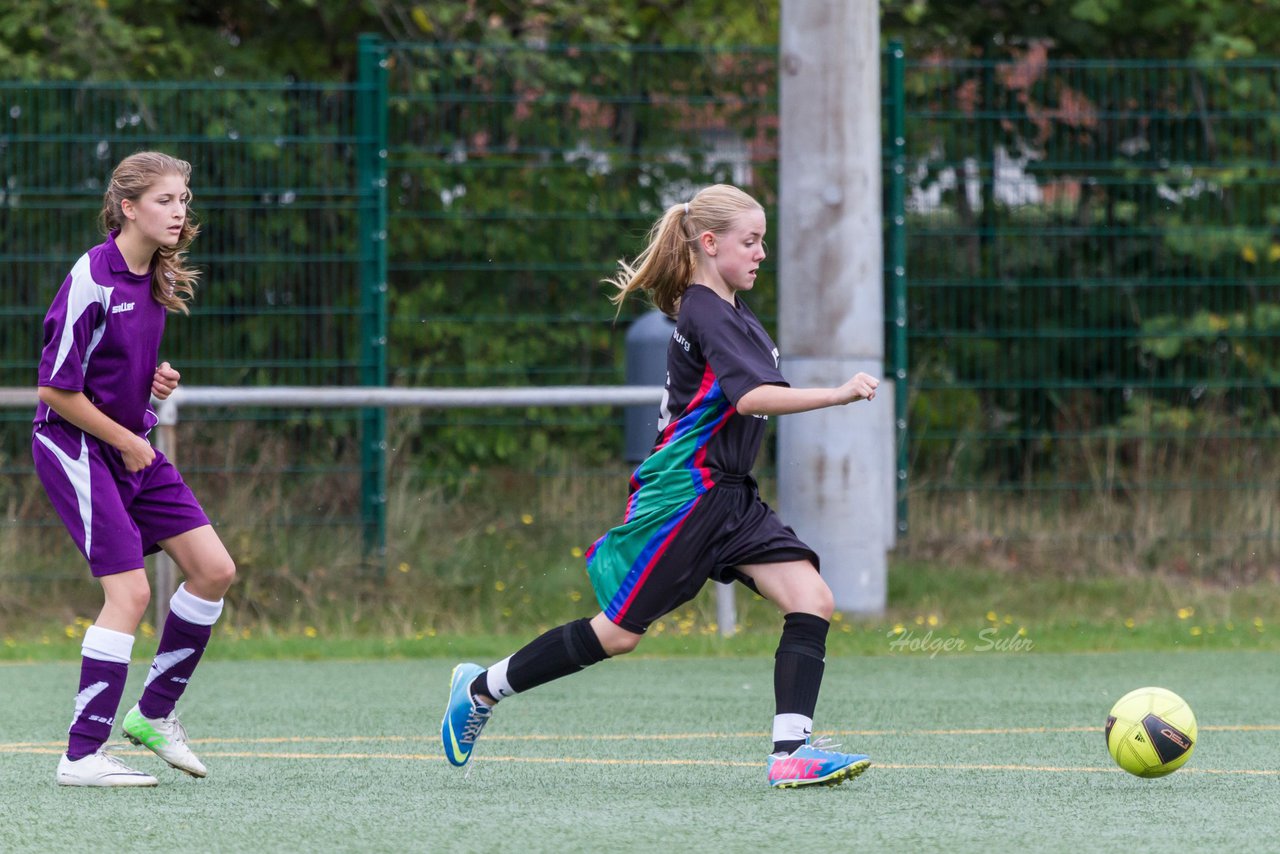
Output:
[375,40,782,466]
[0,41,793,594]
[0,80,376,386]
[900,54,1280,570]
[3,44,1278,596]
[0,77,384,578]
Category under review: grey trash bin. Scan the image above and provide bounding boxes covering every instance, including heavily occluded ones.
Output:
[624,309,676,463]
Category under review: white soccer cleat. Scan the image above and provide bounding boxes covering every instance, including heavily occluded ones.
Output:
[56,749,159,787]
[121,704,208,778]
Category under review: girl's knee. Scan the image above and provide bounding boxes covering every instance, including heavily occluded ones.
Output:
[602,631,641,656]
[105,579,151,621]
[127,586,152,616]
[189,554,236,598]
[211,555,237,591]
[792,563,834,620]
[810,584,835,621]
[589,613,642,656]
[803,565,834,619]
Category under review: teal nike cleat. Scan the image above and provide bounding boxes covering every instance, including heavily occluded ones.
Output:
[441,663,492,767]
[766,737,871,788]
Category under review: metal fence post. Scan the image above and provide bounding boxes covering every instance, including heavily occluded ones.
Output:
[357,33,390,562]
[886,40,908,541]
[151,393,180,627]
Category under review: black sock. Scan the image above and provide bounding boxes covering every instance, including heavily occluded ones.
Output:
[773,612,829,754]
[470,617,609,701]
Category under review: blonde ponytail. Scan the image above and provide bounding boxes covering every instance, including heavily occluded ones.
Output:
[606,184,763,318]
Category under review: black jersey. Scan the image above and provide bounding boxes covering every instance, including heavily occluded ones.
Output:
[653,284,788,479]
[585,284,791,624]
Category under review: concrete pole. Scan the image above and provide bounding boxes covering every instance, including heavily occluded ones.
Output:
[777,0,893,613]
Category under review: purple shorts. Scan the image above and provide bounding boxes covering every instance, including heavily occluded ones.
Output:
[32,421,210,577]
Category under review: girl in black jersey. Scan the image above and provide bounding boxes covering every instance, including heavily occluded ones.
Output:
[442,184,879,788]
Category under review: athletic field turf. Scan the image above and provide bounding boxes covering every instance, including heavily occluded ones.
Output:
[2,651,1275,852]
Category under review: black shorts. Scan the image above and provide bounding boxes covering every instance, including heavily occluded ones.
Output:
[610,474,818,634]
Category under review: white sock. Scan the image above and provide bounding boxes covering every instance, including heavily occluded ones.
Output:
[483,656,516,702]
[169,582,224,626]
[772,713,813,750]
[82,625,134,664]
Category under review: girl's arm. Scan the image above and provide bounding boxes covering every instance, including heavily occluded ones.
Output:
[37,387,156,472]
[735,372,879,417]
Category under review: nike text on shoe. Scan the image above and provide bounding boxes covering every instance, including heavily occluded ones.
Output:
[121,704,207,778]
[56,750,158,787]
[442,662,492,767]
[766,737,871,789]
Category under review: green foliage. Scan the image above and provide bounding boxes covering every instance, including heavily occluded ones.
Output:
[381,41,778,469]
[8,0,1280,504]
[2,4,781,487]
[882,0,1280,60]
[898,49,1280,487]
[2,0,779,81]
[0,1,180,80]
[0,80,368,397]
[908,362,986,481]
[1137,304,1280,425]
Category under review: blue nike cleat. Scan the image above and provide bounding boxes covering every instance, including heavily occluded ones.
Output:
[442,662,492,767]
[766,737,871,788]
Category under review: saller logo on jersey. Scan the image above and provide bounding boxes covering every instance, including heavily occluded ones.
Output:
[111,301,136,314]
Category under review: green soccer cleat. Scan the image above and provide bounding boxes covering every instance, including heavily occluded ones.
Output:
[121,704,207,778]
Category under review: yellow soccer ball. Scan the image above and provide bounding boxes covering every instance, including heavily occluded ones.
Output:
[1106,686,1197,778]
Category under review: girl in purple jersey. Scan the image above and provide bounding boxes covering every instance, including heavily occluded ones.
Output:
[441,184,881,788]
[33,151,236,787]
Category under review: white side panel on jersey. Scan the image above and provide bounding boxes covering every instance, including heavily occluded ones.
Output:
[34,430,94,559]
[50,253,113,379]
[655,372,673,432]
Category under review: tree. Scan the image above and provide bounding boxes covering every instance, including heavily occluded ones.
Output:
[2,1,779,82]
[882,0,1280,61]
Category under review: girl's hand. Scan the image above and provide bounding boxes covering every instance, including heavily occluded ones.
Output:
[152,361,180,400]
[118,433,156,472]
[836,372,879,404]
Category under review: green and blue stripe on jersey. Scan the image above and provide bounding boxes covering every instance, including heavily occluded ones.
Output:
[585,363,736,624]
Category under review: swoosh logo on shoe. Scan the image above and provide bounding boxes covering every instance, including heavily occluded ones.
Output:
[447,724,471,763]
[445,669,472,763]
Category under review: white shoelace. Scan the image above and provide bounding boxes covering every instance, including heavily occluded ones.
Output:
[99,749,132,770]
[96,746,146,774]
[460,705,491,744]
[162,712,190,745]
[461,704,493,779]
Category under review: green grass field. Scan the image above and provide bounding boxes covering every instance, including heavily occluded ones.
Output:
[2,650,1275,852]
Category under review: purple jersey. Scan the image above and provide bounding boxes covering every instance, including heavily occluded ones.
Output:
[31,230,209,576]
[34,230,165,436]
